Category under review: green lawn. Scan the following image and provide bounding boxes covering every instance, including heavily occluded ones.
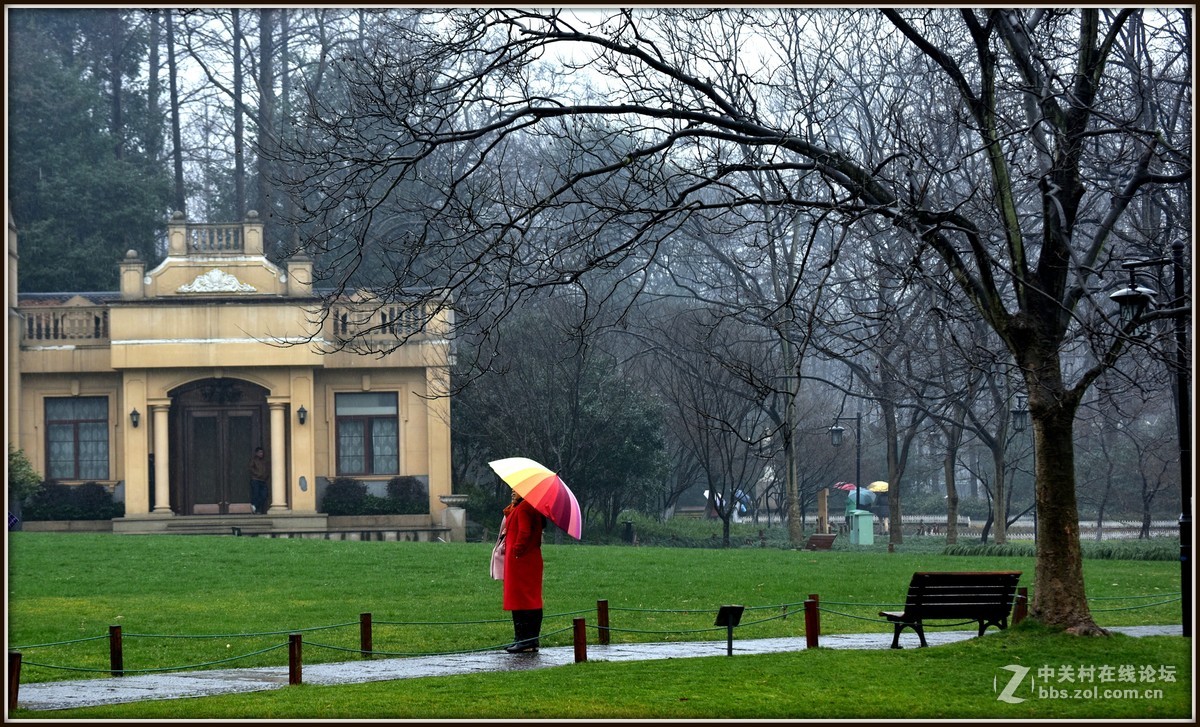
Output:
[6,532,1192,719]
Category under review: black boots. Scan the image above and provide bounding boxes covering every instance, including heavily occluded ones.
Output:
[506,609,543,653]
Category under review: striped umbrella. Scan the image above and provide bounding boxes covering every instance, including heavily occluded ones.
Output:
[488,457,583,540]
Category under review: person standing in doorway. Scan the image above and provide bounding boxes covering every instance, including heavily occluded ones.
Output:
[249,447,269,514]
[502,489,545,653]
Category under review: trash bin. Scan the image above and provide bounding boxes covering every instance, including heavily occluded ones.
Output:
[850,510,874,545]
[622,520,635,543]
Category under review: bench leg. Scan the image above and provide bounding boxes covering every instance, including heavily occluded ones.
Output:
[978,618,1007,637]
[890,622,927,648]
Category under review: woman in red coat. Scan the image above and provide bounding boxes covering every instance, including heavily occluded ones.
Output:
[502,490,545,653]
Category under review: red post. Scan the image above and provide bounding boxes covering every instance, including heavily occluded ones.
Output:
[573,618,588,663]
[360,612,373,658]
[597,599,610,645]
[8,652,21,710]
[804,597,820,649]
[1013,587,1028,625]
[288,633,302,685]
[109,625,124,677]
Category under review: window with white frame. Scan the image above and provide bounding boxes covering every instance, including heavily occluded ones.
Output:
[335,392,399,475]
[45,396,109,480]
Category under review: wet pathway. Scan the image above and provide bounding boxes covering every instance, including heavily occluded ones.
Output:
[12,625,1181,712]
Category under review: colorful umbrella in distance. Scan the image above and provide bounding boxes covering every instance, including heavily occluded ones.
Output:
[488,457,583,540]
[868,480,890,493]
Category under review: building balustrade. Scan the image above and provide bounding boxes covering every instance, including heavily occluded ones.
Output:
[19,300,446,348]
[182,223,243,254]
[22,306,109,345]
[328,302,443,343]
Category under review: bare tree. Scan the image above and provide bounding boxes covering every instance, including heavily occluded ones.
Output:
[275,8,1189,633]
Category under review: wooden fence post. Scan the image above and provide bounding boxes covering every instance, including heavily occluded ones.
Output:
[597,599,610,645]
[109,625,124,677]
[573,618,588,663]
[804,595,820,649]
[360,612,373,658]
[8,652,21,710]
[288,633,302,685]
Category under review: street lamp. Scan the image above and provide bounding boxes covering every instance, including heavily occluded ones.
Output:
[1109,240,1191,638]
[1010,397,1029,433]
[830,412,862,512]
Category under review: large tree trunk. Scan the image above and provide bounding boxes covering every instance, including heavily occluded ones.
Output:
[145,10,162,163]
[944,448,959,545]
[233,8,245,218]
[1029,390,1105,634]
[990,444,1008,545]
[165,9,185,214]
[257,9,275,233]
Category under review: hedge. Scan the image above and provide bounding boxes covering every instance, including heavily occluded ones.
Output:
[22,482,124,521]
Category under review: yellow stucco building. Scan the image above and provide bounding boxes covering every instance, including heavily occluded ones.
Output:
[8,211,459,538]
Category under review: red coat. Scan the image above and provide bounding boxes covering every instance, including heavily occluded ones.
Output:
[502,499,544,611]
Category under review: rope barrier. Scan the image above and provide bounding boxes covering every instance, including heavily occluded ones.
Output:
[373,608,592,627]
[306,623,577,658]
[600,624,729,636]
[606,606,714,614]
[743,601,808,611]
[1088,592,1182,601]
[372,617,510,626]
[10,591,1179,684]
[18,643,289,675]
[817,600,906,608]
[10,634,109,650]
[123,621,360,639]
[734,611,795,627]
[1090,596,1182,612]
[814,607,895,624]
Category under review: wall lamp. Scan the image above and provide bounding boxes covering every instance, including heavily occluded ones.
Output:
[130,408,140,428]
[297,405,307,425]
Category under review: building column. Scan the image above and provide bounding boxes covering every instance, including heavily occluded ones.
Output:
[152,404,172,514]
[268,402,288,513]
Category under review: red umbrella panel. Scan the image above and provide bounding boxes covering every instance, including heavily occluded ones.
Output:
[488,457,583,540]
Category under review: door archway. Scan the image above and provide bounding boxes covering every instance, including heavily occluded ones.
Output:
[169,378,269,515]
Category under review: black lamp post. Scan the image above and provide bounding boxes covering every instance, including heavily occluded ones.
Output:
[830,412,862,512]
[1109,241,1191,637]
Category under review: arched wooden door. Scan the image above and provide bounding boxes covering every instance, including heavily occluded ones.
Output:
[169,379,268,515]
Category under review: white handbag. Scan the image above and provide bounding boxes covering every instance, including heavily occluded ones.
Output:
[490,518,507,580]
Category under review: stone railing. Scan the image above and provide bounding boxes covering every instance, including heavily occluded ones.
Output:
[328,301,441,343]
[182,223,243,254]
[22,306,110,345]
[166,212,262,258]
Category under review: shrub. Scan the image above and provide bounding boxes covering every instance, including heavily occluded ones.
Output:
[321,477,430,515]
[943,538,1178,561]
[321,478,371,515]
[386,476,428,514]
[22,482,124,521]
[7,447,42,501]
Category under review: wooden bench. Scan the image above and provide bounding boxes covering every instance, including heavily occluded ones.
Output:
[879,571,1021,648]
[803,533,837,551]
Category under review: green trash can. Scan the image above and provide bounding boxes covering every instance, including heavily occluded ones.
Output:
[850,510,874,545]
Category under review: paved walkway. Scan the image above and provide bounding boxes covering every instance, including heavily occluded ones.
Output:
[12,625,1181,712]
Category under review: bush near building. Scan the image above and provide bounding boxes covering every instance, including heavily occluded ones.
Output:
[321,476,429,516]
[22,482,124,521]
